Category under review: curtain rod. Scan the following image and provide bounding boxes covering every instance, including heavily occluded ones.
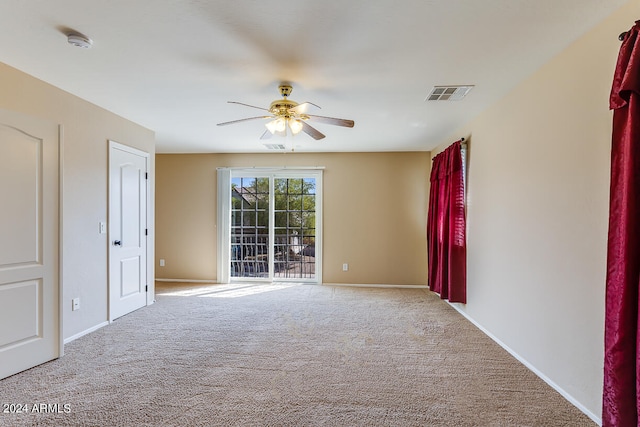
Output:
[431,138,466,161]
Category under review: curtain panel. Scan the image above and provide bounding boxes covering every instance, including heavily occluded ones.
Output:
[427,140,466,303]
[603,20,640,427]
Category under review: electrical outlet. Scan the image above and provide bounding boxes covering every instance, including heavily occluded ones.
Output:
[342,263,349,271]
[72,298,80,311]
[159,259,165,267]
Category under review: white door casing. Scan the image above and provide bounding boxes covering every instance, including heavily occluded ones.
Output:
[109,141,148,320]
[0,110,60,379]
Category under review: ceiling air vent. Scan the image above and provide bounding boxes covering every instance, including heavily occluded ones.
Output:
[263,143,286,150]
[426,85,474,101]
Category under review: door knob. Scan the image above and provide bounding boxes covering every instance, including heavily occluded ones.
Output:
[114,240,122,246]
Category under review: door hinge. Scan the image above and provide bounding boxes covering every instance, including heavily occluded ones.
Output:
[145,172,148,179]
[145,285,148,292]
[145,229,148,236]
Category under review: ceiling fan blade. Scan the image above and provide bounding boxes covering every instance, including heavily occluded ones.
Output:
[306,114,355,128]
[260,128,288,139]
[260,129,273,140]
[217,116,272,126]
[227,101,270,112]
[288,102,321,114]
[300,121,325,140]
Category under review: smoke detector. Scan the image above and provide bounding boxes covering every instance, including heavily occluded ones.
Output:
[426,85,474,101]
[67,33,93,49]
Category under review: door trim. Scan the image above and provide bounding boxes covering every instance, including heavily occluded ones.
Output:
[58,125,64,356]
[108,140,150,322]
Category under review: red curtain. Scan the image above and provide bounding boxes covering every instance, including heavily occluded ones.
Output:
[603,21,640,427]
[427,140,466,303]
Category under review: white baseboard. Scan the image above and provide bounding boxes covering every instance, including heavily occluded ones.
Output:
[155,278,219,284]
[324,283,429,289]
[447,302,601,426]
[63,321,109,345]
[155,280,428,289]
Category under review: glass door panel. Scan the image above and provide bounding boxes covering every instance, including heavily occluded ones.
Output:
[231,177,269,278]
[273,177,316,280]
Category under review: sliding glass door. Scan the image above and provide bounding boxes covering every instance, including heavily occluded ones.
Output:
[225,169,321,283]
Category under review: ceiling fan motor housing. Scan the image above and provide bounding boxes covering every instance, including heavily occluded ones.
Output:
[269,99,299,117]
[269,84,300,117]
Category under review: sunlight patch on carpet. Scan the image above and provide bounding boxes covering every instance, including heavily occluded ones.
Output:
[157,282,300,298]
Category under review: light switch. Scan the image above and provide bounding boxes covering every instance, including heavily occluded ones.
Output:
[99,222,107,234]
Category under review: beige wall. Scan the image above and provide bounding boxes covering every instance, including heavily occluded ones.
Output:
[0,62,155,341]
[156,152,430,285]
[431,1,636,421]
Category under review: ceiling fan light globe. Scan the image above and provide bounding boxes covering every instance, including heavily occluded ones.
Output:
[265,120,277,134]
[265,118,286,134]
[289,119,303,135]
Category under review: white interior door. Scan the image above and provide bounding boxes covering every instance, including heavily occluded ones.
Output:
[0,110,60,379]
[109,141,148,320]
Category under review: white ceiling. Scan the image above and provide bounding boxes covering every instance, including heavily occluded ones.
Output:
[0,0,628,153]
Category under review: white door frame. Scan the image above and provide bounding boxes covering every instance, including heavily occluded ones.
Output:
[58,126,64,356]
[108,140,150,321]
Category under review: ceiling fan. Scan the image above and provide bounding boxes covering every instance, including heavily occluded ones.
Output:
[216,84,354,140]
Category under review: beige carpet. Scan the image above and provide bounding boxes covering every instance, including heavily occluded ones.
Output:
[0,282,594,426]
